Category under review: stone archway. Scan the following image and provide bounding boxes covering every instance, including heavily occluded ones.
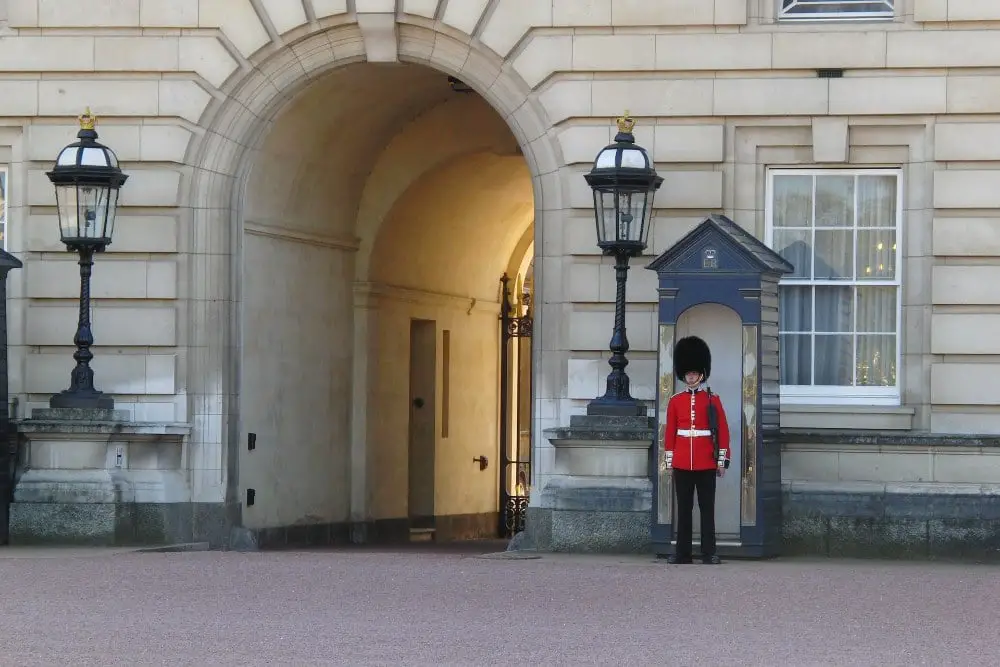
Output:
[183,19,561,545]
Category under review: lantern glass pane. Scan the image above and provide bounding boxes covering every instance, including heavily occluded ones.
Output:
[54,184,76,240]
[616,190,650,244]
[79,146,110,167]
[619,147,646,169]
[105,188,120,242]
[594,189,616,245]
[640,188,656,247]
[56,147,77,167]
[595,147,616,169]
[56,183,112,241]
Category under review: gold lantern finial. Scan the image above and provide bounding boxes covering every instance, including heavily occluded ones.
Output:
[616,110,635,134]
[79,108,97,131]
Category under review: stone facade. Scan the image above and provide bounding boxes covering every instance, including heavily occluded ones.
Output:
[0,0,998,556]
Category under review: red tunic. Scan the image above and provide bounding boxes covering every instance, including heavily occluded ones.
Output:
[664,388,732,471]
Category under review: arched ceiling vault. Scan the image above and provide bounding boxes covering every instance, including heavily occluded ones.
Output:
[370,150,533,302]
[244,60,532,302]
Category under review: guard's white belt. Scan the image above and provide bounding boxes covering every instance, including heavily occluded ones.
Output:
[677,429,712,437]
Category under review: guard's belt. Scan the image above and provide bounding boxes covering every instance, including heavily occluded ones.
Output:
[677,429,712,437]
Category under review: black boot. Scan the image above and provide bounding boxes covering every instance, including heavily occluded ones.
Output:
[667,554,693,564]
[701,555,722,565]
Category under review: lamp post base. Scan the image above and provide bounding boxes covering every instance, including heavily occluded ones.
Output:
[49,389,115,410]
[586,397,647,417]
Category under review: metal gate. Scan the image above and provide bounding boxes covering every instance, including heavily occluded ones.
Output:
[498,272,533,538]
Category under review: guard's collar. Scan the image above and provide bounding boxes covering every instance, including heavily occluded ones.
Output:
[685,384,704,393]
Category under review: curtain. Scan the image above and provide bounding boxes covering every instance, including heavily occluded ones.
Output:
[772,173,898,390]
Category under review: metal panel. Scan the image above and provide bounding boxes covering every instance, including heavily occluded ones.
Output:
[741,324,759,527]
[655,323,675,527]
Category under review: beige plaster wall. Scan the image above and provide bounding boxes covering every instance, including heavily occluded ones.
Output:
[365,151,532,521]
[239,232,353,528]
[367,297,502,519]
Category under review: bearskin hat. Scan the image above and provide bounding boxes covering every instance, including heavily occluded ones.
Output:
[673,335,711,382]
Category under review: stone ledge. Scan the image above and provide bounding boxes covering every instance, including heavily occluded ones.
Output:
[785,480,1000,496]
[535,476,652,512]
[780,405,914,431]
[32,408,129,421]
[544,414,656,443]
[16,420,192,437]
[780,430,1000,448]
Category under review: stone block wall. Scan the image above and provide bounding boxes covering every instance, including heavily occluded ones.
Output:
[0,1,999,543]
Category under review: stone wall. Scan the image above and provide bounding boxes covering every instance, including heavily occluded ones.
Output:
[2,1,1000,543]
[782,433,1000,560]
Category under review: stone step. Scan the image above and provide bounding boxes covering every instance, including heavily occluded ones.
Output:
[409,528,435,542]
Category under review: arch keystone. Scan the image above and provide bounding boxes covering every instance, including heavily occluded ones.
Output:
[356,13,398,63]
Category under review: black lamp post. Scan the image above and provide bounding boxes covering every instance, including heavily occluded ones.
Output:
[584,111,663,417]
[45,108,128,410]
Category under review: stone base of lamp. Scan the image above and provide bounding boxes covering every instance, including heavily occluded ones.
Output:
[520,414,655,554]
[48,388,115,410]
[8,408,227,547]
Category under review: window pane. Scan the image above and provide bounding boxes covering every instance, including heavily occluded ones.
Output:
[813,229,853,279]
[773,175,812,228]
[773,229,812,279]
[779,286,812,332]
[769,169,900,394]
[857,287,897,333]
[815,175,854,228]
[781,0,894,17]
[857,174,897,228]
[857,230,896,280]
[815,286,853,333]
[814,335,853,386]
[780,334,812,385]
[856,335,896,387]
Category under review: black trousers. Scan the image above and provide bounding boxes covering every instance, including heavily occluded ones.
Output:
[673,468,717,558]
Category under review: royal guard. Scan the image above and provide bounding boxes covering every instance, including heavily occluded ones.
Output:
[664,335,731,565]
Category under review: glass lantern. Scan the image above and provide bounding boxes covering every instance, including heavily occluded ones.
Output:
[46,108,128,252]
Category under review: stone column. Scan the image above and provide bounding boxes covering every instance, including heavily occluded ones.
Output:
[523,414,654,553]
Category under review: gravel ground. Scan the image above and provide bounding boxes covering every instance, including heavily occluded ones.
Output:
[0,542,997,666]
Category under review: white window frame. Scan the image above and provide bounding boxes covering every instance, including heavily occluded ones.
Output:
[778,0,895,21]
[765,168,904,407]
[0,166,6,252]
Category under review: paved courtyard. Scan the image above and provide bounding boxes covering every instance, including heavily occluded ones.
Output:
[1,541,997,666]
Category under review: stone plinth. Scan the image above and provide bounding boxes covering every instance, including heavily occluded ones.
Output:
[523,414,654,554]
[9,408,219,546]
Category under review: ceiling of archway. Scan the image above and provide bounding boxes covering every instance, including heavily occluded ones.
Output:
[244,60,532,302]
[245,63,457,235]
[370,150,533,301]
